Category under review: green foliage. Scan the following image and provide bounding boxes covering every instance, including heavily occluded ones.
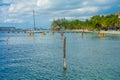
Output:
[51,14,120,30]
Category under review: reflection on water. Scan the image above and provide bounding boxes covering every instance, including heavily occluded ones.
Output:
[106,34,120,40]
[0,32,120,80]
[90,33,120,40]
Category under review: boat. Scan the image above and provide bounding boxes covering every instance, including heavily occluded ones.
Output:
[41,32,46,36]
[28,10,36,37]
[99,33,105,37]
[28,33,34,37]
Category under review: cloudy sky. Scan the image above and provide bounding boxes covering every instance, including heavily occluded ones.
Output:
[0,0,120,29]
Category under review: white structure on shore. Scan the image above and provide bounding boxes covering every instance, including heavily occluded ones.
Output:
[115,12,120,18]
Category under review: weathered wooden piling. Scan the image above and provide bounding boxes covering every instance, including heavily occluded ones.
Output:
[61,32,64,37]
[6,37,10,50]
[63,37,67,70]
[82,31,84,39]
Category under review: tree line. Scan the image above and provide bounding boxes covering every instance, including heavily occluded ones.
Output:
[51,14,120,31]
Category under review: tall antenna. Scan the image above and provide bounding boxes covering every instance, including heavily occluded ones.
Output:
[33,10,36,30]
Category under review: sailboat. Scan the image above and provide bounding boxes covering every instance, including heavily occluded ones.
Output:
[28,10,36,37]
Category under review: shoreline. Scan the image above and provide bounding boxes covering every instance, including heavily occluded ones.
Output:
[99,30,120,34]
[65,29,120,34]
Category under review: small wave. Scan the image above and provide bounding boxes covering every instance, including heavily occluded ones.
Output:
[10,57,32,62]
[0,40,6,42]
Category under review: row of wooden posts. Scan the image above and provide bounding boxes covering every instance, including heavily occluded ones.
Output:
[7,31,104,71]
[28,31,104,71]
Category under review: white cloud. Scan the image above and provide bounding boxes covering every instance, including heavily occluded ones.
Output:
[82,1,89,6]
[9,1,34,13]
[4,18,23,23]
[52,6,98,16]
[1,0,120,28]
[2,0,14,3]
[8,0,52,13]
[94,0,108,4]
[74,7,98,14]
[9,3,26,13]
[2,0,21,5]
[0,6,9,21]
[37,0,51,9]
[6,0,52,17]
[0,0,52,24]
[50,15,92,22]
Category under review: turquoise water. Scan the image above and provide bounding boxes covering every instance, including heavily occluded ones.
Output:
[0,32,120,80]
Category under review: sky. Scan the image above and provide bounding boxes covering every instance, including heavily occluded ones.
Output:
[0,0,120,29]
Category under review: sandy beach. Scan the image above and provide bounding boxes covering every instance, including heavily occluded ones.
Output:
[99,30,120,34]
[66,29,120,34]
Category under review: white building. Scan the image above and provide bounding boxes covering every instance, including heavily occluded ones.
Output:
[115,12,120,18]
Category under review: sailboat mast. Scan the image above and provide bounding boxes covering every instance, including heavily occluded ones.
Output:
[33,10,36,30]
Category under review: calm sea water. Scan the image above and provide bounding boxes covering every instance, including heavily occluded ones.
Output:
[0,32,120,80]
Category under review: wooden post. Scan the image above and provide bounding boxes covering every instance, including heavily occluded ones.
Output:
[63,37,67,70]
[6,37,10,50]
[61,32,64,37]
[81,28,84,39]
[82,31,84,39]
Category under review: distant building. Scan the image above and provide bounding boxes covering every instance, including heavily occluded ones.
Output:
[52,26,61,30]
[115,12,120,18]
[0,27,16,33]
